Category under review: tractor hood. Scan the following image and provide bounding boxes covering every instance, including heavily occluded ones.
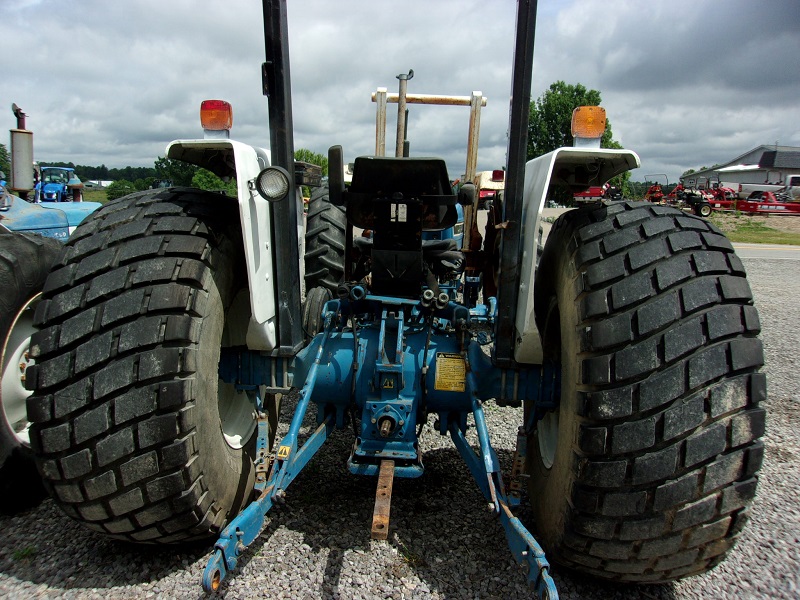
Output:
[40,201,103,230]
[0,194,70,240]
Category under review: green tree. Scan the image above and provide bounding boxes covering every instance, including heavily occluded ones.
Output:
[80,164,109,180]
[106,179,136,201]
[294,148,328,176]
[192,169,237,196]
[528,81,627,203]
[154,156,198,186]
[294,148,327,199]
[527,81,613,159]
[0,143,9,175]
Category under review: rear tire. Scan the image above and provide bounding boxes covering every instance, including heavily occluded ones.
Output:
[529,201,764,582]
[27,188,261,542]
[0,231,62,513]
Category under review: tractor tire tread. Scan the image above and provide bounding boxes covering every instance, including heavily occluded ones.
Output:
[533,201,764,582]
[304,188,346,293]
[27,188,247,543]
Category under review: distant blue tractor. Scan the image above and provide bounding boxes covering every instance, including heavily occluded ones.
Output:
[35,166,82,203]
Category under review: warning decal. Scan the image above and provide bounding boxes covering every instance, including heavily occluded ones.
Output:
[277,445,291,460]
[390,203,408,223]
[434,352,466,392]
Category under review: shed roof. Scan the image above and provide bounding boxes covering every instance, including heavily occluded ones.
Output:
[759,150,800,170]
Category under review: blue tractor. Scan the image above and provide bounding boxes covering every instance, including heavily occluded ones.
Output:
[35,166,82,203]
[25,2,765,597]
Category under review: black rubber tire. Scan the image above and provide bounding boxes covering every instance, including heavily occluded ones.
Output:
[529,201,764,582]
[302,286,332,341]
[0,230,62,513]
[696,203,712,218]
[304,187,346,294]
[27,188,261,543]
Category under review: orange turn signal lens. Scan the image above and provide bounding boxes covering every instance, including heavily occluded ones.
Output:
[571,106,606,139]
[200,100,233,131]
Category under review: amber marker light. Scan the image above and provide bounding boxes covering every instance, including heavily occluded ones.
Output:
[571,106,606,139]
[200,99,233,131]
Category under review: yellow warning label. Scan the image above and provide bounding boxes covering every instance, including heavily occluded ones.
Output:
[434,352,466,392]
[382,377,395,389]
[277,445,291,460]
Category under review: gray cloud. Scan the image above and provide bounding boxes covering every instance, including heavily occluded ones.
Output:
[2,0,798,183]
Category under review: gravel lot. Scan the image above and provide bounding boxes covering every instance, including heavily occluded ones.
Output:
[0,253,797,600]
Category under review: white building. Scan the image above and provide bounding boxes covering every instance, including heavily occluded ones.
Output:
[681,145,800,188]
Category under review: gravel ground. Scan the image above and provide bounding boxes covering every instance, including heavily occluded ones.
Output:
[0,255,797,600]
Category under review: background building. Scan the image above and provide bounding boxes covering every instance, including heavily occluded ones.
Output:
[681,145,800,188]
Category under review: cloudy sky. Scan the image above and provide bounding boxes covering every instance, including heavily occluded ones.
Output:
[2,0,799,184]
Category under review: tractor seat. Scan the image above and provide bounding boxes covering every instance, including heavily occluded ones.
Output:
[344,156,458,231]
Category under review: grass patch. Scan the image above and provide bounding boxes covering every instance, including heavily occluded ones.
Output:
[81,188,108,203]
[709,215,800,245]
[396,539,425,567]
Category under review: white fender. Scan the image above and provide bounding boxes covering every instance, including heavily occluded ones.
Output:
[514,147,641,364]
[166,139,303,352]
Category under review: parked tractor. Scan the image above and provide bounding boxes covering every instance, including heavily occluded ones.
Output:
[573,184,606,203]
[644,182,665,203]
[24,1,764,597]
[686,179,737,216]
[677,186,715,217]
[35,166,84,203]
[574,182,623,204]
[708,181,737,203]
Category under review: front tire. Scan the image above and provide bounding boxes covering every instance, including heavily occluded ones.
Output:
[27,188,260,542]
[0,231,62,513]
[529,201,764,582]
[302,286,332,340]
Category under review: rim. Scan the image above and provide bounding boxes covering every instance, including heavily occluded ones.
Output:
[1,295,40,446]
[536,297,562,471]
[537,410,559,469]
[218,381,259,449]
[217,290,259,449]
